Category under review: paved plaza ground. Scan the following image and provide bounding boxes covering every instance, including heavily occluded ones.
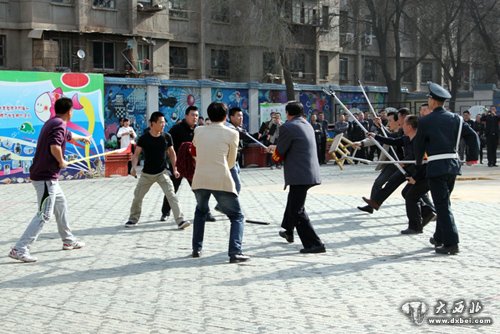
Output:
[0,163,499,333]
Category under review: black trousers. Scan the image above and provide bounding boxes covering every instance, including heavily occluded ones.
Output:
[320,137,327,164]
[402,180,434,231]
[370,164,398,199]
[486,134,498,166]
[281,185,323,249]
[429,175,458,246]
[372,170,406,207]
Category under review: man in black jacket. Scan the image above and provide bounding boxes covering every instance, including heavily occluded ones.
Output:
[161,106,216,222]
[481,106,499,167]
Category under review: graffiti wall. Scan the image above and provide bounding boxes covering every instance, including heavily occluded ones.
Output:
[104,84,147,149]
[336,92,386,113]
[0,71,105,184]
[258,90,288,104]
[299,91,332,120]
[211,88,249,130]
[158,86,201,131]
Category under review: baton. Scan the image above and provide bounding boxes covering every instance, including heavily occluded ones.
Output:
[67,145,131,165]
[238,127,269,150]
[323,88,407,175]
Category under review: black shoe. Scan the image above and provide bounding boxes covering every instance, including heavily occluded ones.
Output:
[229,254,250,263]
[400,228,423,235]
[421,212,436,228]
[299,245,326,254]
[435,244,459,255]
[357,205,374,214]
[279,230,294,243]
[160,214,169,222]
[206,212,216,222]
[177,220,191,230]
[362,197,380,210]
[192,250,202,258]
[429,237,443,248]
[125,221,138,228]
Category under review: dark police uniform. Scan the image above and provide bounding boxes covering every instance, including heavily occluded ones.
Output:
[414,83,479,254]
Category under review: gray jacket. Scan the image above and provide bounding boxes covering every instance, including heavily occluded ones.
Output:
[276,116,321,187]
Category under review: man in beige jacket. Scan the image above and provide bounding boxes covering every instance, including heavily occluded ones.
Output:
[191,102,250,263]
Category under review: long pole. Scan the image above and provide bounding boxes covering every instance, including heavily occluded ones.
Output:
[67,146,131,166]
[358,80,399,160]
[324,88,407,175]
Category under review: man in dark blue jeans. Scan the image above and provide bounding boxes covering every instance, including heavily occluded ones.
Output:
[191,102,249,263]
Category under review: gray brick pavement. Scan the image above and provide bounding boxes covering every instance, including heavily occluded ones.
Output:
[0,164,498,333]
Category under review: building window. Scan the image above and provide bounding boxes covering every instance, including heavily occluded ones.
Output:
[93,42,115,70]
[290,53,305,77]
[320,55,329,79]
[170,46,188,76]
[93,0,115,9]
[339,57,348,81]
[211,0,230,23]
[51,0,74,4]
[364,57,378,82]
[52,38,72,69]
[421,62,433,82]
[263,52,277,74]
[138,44,151,72]
[402,60,415,83]
[169,0,188,19]
[0,35,5,67]
[211,49,229,77]
[321,6,329,29]
[339,10,349,34]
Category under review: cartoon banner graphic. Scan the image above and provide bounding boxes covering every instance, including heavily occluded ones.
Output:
[0,70,105,185]
[299,91,332,120]
[211,88,249,131]
[159,86,201,131]
[105,84,147,149]
[336,92,386,114]
[258,90,287,104]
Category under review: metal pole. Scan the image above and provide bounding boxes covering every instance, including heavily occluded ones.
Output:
[323,88,407,175]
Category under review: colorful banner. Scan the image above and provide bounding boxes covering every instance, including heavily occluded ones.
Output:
[211,88,249,130]
[105,84,147,149]
[258,90,288,104]
[159,86,201,131]
[0,71,105,184]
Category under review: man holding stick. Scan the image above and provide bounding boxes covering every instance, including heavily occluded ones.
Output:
[9,97,90,263]
[268,101,326,253]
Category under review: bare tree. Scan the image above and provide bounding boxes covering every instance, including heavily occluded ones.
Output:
[467,0,500,86]
[414,0,477,111]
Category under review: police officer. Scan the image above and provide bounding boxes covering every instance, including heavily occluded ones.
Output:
[414,83,479,255]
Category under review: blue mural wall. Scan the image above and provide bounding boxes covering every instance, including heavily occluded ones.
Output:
[158,86,201,131]
[299,90,332,119]
[258,90,287,104]
[211,88,249,130]
[104,84,147,149]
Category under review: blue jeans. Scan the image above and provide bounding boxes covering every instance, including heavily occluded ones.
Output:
[230,162,241,194]
[192,189,244,257]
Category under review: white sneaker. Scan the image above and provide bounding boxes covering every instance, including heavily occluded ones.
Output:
[62,240,86,250]
[8,248,37,263]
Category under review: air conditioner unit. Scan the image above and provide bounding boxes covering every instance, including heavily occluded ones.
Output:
[345,33,354,43]
[364,35,373,46]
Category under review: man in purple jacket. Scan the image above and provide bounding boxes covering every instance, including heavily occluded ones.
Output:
[9,97,90,263]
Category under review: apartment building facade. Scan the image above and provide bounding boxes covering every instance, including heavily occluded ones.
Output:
[0,0,462,92]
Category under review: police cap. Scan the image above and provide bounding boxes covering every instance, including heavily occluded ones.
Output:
[427,82,451,101]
